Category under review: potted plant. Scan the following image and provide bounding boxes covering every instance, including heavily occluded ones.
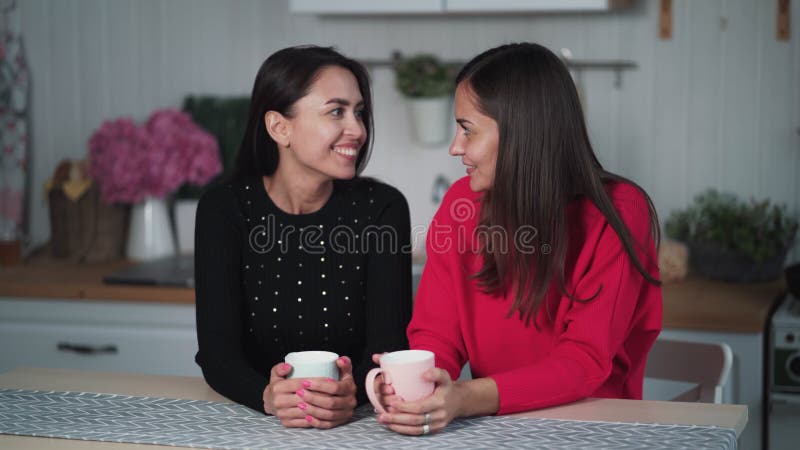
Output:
[665,189,798,282]
[393,53,457,145]
[88,109,222,261]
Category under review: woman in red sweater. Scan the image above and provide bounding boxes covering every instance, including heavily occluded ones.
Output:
[374,43,663,435]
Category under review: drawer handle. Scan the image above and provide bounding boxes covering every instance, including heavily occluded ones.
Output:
[57,342,118,355]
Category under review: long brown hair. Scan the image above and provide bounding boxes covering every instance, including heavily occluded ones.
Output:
[458,43,661,326]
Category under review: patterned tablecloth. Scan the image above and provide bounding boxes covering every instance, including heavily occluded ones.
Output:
[0,388,737,449]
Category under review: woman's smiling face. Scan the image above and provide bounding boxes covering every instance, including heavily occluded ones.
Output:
[448,82,499,192]
[280,65,366,180]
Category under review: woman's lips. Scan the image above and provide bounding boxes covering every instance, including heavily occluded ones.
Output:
[333,146,359,161]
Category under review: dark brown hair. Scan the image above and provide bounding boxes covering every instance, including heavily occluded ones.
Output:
[457,43,661,326]
[232,45,373,180]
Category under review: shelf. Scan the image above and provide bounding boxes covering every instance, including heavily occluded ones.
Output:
[360,57,637,88]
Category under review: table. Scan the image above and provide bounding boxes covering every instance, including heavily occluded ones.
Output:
[0,367,747,449]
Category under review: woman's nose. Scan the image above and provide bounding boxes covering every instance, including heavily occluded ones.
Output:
[449,136,464,156]
[344,113,365,139]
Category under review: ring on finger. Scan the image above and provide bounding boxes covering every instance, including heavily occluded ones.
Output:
[423,412,431,426]
[422,424,430,435]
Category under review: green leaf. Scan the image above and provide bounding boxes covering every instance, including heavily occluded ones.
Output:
[664,189,798,262]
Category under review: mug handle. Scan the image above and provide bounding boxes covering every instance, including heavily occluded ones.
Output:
[365,367,391,414]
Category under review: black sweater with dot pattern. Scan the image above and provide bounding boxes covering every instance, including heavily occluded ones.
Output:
[194,176,412,412]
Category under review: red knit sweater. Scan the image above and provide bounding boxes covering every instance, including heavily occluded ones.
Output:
[408,177,662,414]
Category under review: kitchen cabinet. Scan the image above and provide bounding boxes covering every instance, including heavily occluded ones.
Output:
[290,0,444,14]
[445,0,633,13]
[0,297,200,377]
[289,0,633,15]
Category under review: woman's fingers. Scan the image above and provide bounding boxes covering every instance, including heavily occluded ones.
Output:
[336,355,353,374]
[378,411,445,436]
[276,396,350,425]
[304,414,351,430]
[270,378,305,395]
[269,362,292,382]
[298,400,355,422]
[279,418,314,428]
[302,377,356,397]
[272,399,314,428]
[380,383,396,395]
[425,367,454,385]
[300,387,357,411]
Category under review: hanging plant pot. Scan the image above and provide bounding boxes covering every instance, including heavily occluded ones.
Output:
[407,97,450,146]
[688,241,791,283]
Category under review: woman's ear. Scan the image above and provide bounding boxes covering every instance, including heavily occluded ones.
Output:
[264,111,291,148]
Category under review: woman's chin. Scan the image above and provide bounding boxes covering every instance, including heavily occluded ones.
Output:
[468,177,488,192]
[330,167,357,180]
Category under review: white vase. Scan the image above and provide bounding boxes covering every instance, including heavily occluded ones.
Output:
[173,199,199,255]
[126,197,176,261]
[407,97,451,146]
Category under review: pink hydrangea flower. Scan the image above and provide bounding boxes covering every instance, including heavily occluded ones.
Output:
[88,110,222,204]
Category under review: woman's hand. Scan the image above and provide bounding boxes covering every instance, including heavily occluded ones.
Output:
[370,353,403,411]
[376,368,462,435]
[262,357,357,429]
[299,356,358,429]
[262,362,309,427]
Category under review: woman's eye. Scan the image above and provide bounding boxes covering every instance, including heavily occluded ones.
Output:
[330,108,343,117]
[461,126,472,136]
[354,109,364,119]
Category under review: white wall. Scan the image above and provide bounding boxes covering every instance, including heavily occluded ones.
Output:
[11,0,800,261]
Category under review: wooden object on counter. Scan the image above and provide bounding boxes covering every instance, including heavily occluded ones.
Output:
[0,257,193,304]
[662,276,785,333]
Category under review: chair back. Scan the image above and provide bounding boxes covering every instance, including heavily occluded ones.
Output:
[645,338,733,403]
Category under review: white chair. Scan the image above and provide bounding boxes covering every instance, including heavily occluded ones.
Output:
[644,338,733,404]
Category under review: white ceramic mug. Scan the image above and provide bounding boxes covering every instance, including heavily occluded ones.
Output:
[365,350,435,413]
[284,351,339,380]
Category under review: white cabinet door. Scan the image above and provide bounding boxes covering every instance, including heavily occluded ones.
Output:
[445,0,628,13]
[290,0,444,14]
[0,298,200,377]
[0,322,200,376]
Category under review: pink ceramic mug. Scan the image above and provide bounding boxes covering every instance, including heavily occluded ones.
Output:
[365,349,435,413]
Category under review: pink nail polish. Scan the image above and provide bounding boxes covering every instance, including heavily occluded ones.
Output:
[295,389,305,397]
[298,402,307,410]
[302,380,312,388]
[305,415,313,422]
[281,363,290,371]
[327,378,336,383]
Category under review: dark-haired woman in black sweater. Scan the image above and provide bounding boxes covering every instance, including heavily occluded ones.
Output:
[194,46,411,430]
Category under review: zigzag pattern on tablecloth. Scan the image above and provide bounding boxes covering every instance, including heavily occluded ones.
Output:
[0,388,737,449]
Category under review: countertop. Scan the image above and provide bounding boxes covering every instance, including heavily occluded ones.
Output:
[0,259,786,332]
[0,366,748,450]
[0,258,194,304]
